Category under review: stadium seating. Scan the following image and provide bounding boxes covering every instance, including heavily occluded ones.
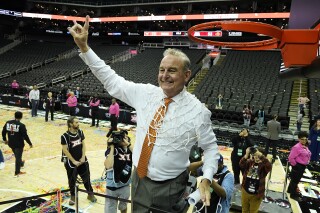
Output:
[194,50,292,127]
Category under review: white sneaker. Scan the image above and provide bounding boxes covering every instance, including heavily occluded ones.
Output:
[0,162,5,170]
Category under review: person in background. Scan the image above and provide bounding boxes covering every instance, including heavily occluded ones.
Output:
[231,128,254,185]
[297,95,310,111]
[2,111,33,176]
[296,109,305,132]
[254,105,265,130]
[11,80,19,96]
[216,94,224,109]
[266,114,281,162]
[67,92,77,116]
[104,130,133,213]
[44,92,55,122]
[287,131,311,201]
[61,116,97,205]
[308,119,320,161]
[0,149,5,170]
[74,86,81,101]
[106,98,120,137]
[29,85,40,117]
[242,105,252,127]
[60,84,67,102]
[240,147,271,213]
[89,95,100,127]
[194,154,234,213]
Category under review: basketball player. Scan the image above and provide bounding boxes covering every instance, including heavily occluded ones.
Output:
[61,116,97,205]
[2,111,33,176]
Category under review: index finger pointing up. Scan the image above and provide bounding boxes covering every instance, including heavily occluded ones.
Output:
[84,15,90,31]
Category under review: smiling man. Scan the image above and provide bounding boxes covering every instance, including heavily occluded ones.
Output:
[68,16,219,213]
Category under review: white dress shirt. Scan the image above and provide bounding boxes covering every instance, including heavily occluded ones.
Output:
[29,89,40,101]
[80,49,219,181]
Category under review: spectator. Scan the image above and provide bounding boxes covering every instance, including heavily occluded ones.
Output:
[89,95,100,127]
[308,119,320,161]
[44,92,55,122]
[254,105,265,130]
[29,85,40,117]
[0,149,5,169]
[67,92,77,116]
[296,109,305,132]
[240,147,271,212]
[287,131,311,201]
[74,86,81,101]
[242,104,252,127]
[216,94,224,109]
[266,114,281,162]
[106,98,120,137]
[194,154,234,213]
[11,80,19,96]
[104,130,133,213]
[231,128,254,185]
[297,95,310,111]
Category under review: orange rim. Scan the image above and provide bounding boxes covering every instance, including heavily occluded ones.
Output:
[187,21,283,49]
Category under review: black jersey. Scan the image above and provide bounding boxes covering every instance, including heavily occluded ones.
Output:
[108,146,132,184]
[61,129,85,165]
[2,120,32,148]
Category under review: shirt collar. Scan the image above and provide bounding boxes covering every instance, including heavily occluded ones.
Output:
[162,87,187,103]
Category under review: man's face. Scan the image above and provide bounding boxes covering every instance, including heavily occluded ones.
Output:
[72,119,79,130]
[158,55,191,98]
[112,99,116,104]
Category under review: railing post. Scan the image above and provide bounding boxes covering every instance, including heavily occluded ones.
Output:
[75,184,79,213]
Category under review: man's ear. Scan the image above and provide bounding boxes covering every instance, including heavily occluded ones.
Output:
[184,70,192,83]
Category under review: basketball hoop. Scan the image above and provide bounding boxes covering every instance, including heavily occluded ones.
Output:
[188,21,320,67]
[188,21,282,50]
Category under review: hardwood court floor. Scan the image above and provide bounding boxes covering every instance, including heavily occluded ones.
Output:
[0,105,299,213]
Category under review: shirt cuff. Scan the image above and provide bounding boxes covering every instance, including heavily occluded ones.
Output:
[202,169,214,183]
[79,48,100,66]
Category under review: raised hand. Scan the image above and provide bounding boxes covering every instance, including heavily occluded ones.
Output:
[68,15,90,53]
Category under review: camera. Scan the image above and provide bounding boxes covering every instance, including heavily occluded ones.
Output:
[250,147,257,154]
[109,130,129,145]
[111,131,125,144]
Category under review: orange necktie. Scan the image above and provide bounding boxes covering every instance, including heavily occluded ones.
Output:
[137,98,173,178]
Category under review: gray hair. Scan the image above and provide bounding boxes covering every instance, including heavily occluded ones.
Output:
[163,48,191,72]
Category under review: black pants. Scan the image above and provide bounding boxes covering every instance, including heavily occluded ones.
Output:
[45,107,54,121]
[231,154,242,184]
[64,161,94,196]
[107,114,118,137]
[11,147,24,175]
[12,88,18,96]
[265,139,278,159]
[287,163,306,196]
[69,107,76,116]
[131,168,188,213]
[91,109,99,126]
